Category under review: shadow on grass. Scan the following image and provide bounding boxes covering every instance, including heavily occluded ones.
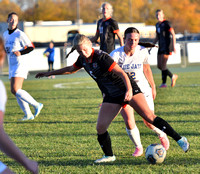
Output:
[37,156,200,167]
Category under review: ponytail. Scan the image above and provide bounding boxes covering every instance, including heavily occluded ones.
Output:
[138,42,157,48]
[65,46,76,59]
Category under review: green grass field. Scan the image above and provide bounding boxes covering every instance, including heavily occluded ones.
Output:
[1,66,200,174]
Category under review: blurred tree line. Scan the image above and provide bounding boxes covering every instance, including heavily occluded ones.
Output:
[0,0,199,33]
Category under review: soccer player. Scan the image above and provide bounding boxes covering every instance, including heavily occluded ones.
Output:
[90,2,124,53]
[3,12,43,121]
[153,9,178,88]
[36,34,189,163]
[0,37,38,174]
[110,27,169,157]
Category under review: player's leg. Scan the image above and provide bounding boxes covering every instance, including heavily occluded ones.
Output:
[10,77,34,120]
[157,54,166,88]
[95,102,121,163]
[11,77,43,119]
[48,61,51,72]
[129,93,189,152]
[121,105,143,156]
[161,54,178,87]
[143,119,169,150]
[142,93,169,150]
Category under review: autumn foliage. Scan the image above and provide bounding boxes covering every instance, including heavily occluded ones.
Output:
[0,0,199,33]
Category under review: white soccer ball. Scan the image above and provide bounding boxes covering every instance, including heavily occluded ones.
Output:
[145,143,166,164]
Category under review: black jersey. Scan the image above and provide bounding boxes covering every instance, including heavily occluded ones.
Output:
[96,18,119,54]
[73,49,139,98]
[156,20,173,54]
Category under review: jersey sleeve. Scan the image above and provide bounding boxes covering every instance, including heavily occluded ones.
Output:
[20,32,33,48]
[110,50,119,63]
[166,21,172,31]
[73,56,83,69]
[112,20,120,33]
[0,81,7,113]
[98,53,116,72]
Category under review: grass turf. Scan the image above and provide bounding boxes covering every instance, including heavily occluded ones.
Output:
[0,67,200,174]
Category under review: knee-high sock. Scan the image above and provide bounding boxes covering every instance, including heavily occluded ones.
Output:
[153,117,181,141]
[126,126,142,148]
[152,127,165,137]
[97,131,113,156]
[16,96,32,116]
[162,70,168,84]
[16,89,39,107]
[166,69,173,78]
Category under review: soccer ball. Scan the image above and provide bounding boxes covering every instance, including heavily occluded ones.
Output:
[145,143,166,164]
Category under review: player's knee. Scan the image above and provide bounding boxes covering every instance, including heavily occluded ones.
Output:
[96,123,107,134]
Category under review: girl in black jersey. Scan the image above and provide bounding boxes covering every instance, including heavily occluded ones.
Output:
[153,9,178,88]
[36,34,189,163]
[90,2,124,53]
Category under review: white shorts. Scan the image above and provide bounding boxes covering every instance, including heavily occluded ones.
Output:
[9,56,28,79]
[0,161,7,173]
[143,88,154,111]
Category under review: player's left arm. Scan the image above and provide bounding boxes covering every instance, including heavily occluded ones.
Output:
[111,63,133,101]
[14,33,34,56]
[169,27,176,53]
[143,64,156,100]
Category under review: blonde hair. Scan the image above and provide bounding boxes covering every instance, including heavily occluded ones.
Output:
[73,34,92,47]
[101,2,113,16]
[65,34,92,59]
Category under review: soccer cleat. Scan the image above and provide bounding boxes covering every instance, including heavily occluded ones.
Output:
[177,137,190,152]
[94,155,116,163]
[34,103,43,118]
[159,134,170,150]
[159,83,167,88]
[132,147,143,157]
[19,114,34,121]
[171,74,178,87]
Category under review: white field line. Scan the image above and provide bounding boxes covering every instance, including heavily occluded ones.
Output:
[53,81,98,89]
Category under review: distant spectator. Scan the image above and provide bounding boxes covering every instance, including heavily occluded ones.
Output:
[44,41,55,72]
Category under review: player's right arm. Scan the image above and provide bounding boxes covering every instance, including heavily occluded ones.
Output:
[153,34,159,44]
[90,30,100,43]
[35,65,80,78]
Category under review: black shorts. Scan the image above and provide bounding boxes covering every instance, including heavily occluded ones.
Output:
[158,47,173,55]
[103,83,142,106]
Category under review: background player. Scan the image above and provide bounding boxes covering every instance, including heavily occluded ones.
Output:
[0,36,38,174]
[110,27,169,157]
[153,9,178,88]
[3,12,43,121]
[36,34,189,163]
[90,2,124,53]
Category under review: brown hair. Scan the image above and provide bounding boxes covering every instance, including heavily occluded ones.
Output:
[124,27,156,48]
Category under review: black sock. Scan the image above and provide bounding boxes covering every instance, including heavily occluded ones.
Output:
[161,70,167,84]
[97,131,113,156]
[153,117,181,141]
[166,69,173,78]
